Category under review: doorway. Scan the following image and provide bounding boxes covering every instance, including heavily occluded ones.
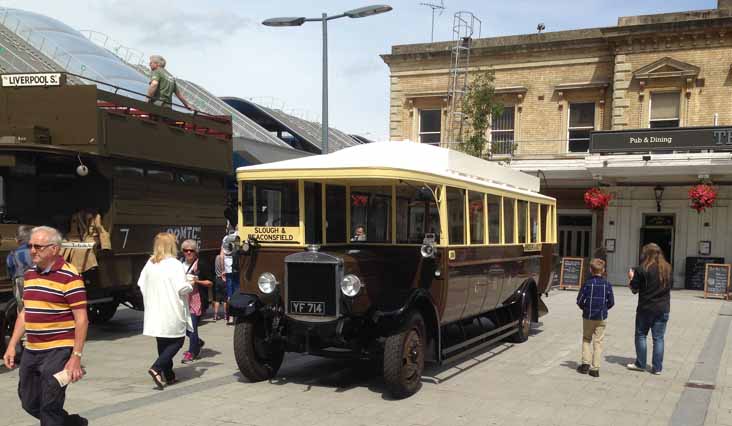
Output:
[639,214,674,264]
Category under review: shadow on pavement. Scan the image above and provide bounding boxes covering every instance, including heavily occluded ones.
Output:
[561,360,579,370]
[605,355,635,366]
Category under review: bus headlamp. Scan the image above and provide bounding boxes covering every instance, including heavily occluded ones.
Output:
[340,274,362,297]
[420,243,435,258]
[257,272,278,294]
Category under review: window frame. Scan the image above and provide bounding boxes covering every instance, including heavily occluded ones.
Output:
[489,105,516,154]
[649,91,681,129]
[567,102,596,153]
[418,108,442,146]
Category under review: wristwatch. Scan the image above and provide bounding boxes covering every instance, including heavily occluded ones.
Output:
[72,351,83,358]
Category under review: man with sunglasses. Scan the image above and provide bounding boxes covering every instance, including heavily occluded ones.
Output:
[3,226,89,425]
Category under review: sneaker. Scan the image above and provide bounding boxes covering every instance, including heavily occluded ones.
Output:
[626,363,644,371]
[181,351,194,364]
[651,370,661,375]
[589,369,600,378]
[576,363,590,374]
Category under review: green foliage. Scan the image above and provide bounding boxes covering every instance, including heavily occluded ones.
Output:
[460,71,503,158]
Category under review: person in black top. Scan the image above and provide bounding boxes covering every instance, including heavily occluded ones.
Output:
[626,243,672,375]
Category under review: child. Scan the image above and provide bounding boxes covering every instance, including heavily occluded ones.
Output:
[576,258,615,377]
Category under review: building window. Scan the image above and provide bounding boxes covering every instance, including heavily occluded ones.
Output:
[568,103,595,153]
[490,106,515,155]
[650,92,680,128]
[419,109,441,145]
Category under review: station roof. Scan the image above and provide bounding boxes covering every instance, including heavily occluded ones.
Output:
[221,97,359,153]
[237,141,551,199]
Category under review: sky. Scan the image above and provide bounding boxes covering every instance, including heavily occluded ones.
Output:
[2,0,717,140]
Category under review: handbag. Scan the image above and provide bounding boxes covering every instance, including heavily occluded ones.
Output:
[186,260,202,316]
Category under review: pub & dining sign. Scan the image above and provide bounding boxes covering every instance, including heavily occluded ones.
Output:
[590,127,732,153]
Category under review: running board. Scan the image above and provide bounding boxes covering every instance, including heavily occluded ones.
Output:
[440,320,519,364]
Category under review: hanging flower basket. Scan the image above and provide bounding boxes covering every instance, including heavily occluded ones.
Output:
[688,184,717,213]
[583,187,613,211]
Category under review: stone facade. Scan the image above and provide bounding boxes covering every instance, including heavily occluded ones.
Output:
[381,1,732,158]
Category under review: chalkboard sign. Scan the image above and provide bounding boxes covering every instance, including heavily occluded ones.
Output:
[685,257,724,290]
[704,264,731,299]
[559,257,584,290]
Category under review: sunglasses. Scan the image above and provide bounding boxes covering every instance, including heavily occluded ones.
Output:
[182,249,196,254]
[29,243,56,251]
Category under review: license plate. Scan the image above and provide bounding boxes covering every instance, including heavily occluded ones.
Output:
[290,301,325,315]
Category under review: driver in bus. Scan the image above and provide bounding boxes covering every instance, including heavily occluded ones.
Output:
[351,225,366,242]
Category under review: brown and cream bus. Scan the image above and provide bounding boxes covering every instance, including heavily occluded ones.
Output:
[229,141,556,398]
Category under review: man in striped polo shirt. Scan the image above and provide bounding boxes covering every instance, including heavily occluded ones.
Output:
[3,226,89,426]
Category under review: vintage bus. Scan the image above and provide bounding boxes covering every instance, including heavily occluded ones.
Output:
[0,74,232,353]
[230,141,557,398]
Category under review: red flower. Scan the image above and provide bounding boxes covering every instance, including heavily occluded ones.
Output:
[688,184,717,213]
[584,187,612,211]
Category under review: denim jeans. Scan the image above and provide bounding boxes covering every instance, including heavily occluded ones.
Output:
[226,273,239,299]
[634,311,670,372]
[186,314,201,355]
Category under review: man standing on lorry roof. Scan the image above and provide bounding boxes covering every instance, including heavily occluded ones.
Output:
[3,226,89,426]
[147,55,191,110]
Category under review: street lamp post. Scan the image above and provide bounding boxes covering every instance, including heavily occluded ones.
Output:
[263,5,392,155]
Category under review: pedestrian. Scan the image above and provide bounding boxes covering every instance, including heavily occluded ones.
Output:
[2,226,89,426]
[137,232,192,389]
[576,258,615,378]
[7,225,33,311]
[212,252,227,322]
[626,243,672,375]
[222,233,239,326]
[147,55,191,109]
[180,239,213,364]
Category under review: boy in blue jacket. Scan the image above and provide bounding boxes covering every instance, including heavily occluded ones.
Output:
[576,258,615,377]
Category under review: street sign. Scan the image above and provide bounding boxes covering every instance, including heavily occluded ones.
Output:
[1,72,64,88]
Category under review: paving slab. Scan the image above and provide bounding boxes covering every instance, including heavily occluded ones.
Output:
[0,288,728,426]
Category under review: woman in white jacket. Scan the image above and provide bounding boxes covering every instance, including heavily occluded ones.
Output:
[137,232,193,389]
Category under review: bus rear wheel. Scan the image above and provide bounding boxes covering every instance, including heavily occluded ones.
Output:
[233,316,284,382]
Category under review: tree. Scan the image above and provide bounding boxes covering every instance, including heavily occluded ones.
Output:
[460,71,503,158]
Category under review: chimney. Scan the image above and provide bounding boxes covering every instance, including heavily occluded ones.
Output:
[719,0,732,10]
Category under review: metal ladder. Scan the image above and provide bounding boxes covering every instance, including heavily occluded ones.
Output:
[445,11,481,150]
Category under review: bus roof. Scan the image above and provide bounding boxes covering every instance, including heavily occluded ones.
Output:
[237,141,553,200]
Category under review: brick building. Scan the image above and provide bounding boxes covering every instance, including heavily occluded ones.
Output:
[381,1,732,288]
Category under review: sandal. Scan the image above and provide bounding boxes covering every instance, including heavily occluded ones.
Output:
[148,368,165,390]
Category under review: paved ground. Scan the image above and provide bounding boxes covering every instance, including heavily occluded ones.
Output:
[1,288,731,426]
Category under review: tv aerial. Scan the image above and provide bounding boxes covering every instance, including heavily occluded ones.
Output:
[420,0,445,42]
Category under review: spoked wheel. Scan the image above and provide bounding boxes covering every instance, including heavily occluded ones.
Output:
[233,316,284,382]
[383,310,425,399]
[510,293,533,343]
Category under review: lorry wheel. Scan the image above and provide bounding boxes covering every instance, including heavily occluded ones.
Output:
[88,302,118,324]
[233,317,284,382]
[510,293,533,343]
[383,310,425,399]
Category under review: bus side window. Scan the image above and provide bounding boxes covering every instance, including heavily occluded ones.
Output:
[530,203,539,243]
[504,197,516,244]
[447,187,465,245]
[487,194,500,244]
[518,200,528,244]
[468,191,484,244]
